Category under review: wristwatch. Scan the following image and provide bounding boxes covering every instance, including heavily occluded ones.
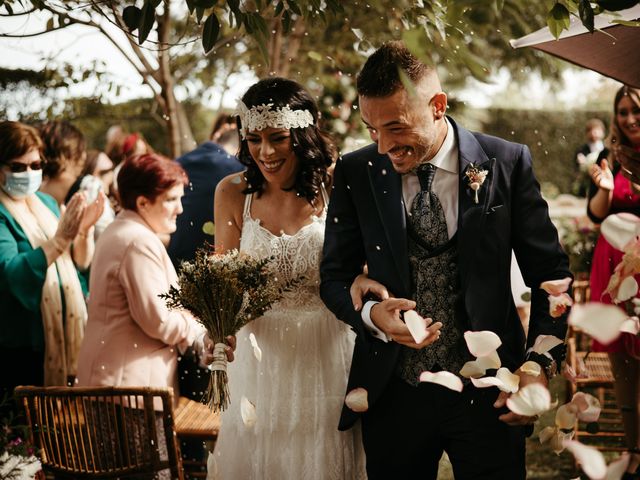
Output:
[526,351,558,379]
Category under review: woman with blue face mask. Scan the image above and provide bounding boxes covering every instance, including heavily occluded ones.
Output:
[0,121,105,411]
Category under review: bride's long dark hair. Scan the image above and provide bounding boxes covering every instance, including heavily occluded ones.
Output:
[237,77,335,204]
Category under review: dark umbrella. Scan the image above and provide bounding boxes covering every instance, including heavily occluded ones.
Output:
[510,5,640,88]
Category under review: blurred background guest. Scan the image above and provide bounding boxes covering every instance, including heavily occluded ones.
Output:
[168,113,242,267]
[76,153,204,403]
[109,132,154,213]
[66,150,116,240]
[587,85,640,478]
[572,118,606,197]
[0,121,104,408]
[38,121,87,206]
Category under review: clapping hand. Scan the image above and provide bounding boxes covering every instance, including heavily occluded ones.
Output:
[77,191,106,236]
[55,192,86,246]
[588,158,614,191]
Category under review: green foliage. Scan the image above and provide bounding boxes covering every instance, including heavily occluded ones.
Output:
[476,107,609,194]
[559,216,599,275]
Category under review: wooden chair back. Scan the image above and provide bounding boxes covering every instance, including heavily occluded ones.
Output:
[14,386,184,479]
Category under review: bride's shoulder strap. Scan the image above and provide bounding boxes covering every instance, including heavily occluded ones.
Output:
[242,192,253,218]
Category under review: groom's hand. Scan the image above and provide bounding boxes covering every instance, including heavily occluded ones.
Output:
[370,298,443,349]
[495,367,549,426]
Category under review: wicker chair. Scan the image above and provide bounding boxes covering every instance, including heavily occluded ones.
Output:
[14,386,184,479]
[567,278,625,452]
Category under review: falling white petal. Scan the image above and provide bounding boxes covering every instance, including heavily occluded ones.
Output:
[572,392,601,423]
[249,333,262,362]
[459,350,502,378]
[555,403,578,430]
[520,361,542,377]
[540,277,572,295]
[549,293,573,318]
[568,303,628,345]
[464,330,502,358]
[531,335,564,354]
[404,310,429,343]
[419,371,464,392]
[600,212,640,251]
[563,440,607,480]
[495,367,520,393]
[540,426,573,455]
[506,383,553,417]
[241,396,257,427]
[345,388,369,412]
[616,276,639,302]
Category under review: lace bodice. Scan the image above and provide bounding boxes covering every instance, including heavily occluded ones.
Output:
[238,189,328,307]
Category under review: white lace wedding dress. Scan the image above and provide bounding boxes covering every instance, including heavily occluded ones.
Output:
[207,189,367,480]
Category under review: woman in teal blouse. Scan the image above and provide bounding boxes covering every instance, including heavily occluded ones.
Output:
[0,121,104,397]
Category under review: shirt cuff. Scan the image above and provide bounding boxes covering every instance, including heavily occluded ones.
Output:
[361,300,390,342]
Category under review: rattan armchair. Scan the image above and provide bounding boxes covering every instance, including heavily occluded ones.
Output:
[14,386,184,479]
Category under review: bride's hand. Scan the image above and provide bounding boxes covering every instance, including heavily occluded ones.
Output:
[199,333,236,366]
[350,273,391,311]
[589,159,614,191]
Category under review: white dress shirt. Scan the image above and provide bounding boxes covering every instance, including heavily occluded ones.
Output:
[362,119,460,341]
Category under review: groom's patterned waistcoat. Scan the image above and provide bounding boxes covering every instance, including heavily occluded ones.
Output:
[396,164,470,386]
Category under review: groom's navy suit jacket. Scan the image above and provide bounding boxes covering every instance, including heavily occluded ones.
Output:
[320,118,571,430]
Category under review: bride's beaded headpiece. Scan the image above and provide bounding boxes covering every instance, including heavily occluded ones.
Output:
[235,99,315,139]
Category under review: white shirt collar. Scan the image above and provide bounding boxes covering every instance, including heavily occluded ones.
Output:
[422,117,458,174]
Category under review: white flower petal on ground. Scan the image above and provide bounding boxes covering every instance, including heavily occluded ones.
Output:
[506,383,553,417]
[620,317,640,335]
[540,277,572,295]
[549,293,573,318]
[616,276,639,302]
[571,392,602,423]
[249,333,262,362]
[531,335,564,354]
[601,212,640,251]
[520,361,542,377]
[568,303,628,345]
[419,371,464,392]
[345,388,369,412]
[404,310,429,343]
[459,350,502,378]
[562,440,607,480]
[606,453,630,480]
[463,330,502,358]
[240,396,257,427]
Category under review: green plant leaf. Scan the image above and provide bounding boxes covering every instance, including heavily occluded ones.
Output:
[138,0,156,44]
[578,0,595,32]
[288,0,303,16]
[547,3,571,39]
[274,0,284,16]
[122,5,141,33]
[202,13,220,53]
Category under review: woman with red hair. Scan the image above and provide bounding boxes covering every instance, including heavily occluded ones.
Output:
[76,153,205,400]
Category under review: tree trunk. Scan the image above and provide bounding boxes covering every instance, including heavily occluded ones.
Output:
[157,1,195,158]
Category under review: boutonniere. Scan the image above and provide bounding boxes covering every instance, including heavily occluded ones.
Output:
[465,164,489,204]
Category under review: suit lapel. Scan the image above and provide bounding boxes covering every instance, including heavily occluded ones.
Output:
[453,119,495,284]
[367,154,411,295]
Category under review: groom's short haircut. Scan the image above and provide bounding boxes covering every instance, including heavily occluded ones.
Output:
[357,41,432,98]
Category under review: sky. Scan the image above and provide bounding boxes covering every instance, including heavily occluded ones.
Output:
[0,7,620,114]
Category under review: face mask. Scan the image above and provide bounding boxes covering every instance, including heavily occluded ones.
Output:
[1,169,43,199]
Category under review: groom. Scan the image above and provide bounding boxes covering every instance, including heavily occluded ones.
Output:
[320,41,571,479]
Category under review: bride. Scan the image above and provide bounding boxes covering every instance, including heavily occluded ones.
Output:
[208,77,367,479]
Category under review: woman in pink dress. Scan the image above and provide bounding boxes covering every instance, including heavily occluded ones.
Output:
[588,85,640,478]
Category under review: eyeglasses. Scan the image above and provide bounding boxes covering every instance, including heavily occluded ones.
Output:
[5,161,44,173]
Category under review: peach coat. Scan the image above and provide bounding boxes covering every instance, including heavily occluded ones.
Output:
[76,210,204,405]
